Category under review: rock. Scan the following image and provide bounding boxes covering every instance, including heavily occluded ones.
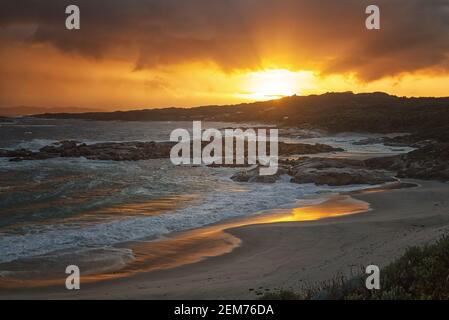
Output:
[232,156,394,186]
[3,149,34,157]
[0,148,46,161]
[395,143,449,181]
[290,168,395,186]
[279,128,325,139]
[231,167,287,183]
[278,142,343,155]
[402,143,449,161]
[364,155,402,170]
[207,142,343,168]
[0,139,342,163]
[382,126,449,145]
[363,143,449,181]
[0,141,175,161]
[232,155,397,186]
[208,163,251,168]
[353,137,384,145]
[80,141,174,161]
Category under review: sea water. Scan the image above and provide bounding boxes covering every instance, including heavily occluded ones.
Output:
[0,118,412,276]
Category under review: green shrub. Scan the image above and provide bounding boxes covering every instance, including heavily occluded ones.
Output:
[260,235,449,300]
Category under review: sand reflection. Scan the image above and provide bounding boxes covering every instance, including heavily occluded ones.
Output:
[0,194,369,288]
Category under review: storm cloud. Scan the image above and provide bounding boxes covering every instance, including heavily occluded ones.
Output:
[1,0,448,81]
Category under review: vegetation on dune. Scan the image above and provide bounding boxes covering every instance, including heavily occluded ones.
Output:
[261,235,449,300]
[34,92,449,139]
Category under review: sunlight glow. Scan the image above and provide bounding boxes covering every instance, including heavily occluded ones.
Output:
[240,69,312,101]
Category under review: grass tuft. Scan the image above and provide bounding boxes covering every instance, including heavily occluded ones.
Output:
[260,235,449,300]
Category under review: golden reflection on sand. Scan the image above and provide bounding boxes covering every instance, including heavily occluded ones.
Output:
[0,194,368,288]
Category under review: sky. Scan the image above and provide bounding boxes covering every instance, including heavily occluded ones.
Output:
[0,0,448,110]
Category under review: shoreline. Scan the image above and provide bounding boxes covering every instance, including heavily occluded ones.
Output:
[1,179,448,299]
[0,190,369,289]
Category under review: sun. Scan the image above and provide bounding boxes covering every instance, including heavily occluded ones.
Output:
[242,69,304,101]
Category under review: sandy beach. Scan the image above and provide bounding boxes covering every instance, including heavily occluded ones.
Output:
[1,0,448,305]
[1,179,448,299]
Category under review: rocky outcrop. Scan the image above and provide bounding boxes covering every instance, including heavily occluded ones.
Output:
[363,155,402,170]
[34,92,449,136]
[0,140,174,161]
[0,140,342,163]
[366,143,449,181]
[382,126,449,145]
[232,156,396,186]
[278,142,343,155]
[290,168,395,186]
[0,148,35,158]
[365,143,449,181]
[231,167,288,183]
[286,157,395,186]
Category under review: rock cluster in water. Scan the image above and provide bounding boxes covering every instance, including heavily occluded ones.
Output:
[232,141,449,185]
[365,143,449,181]
[0,140,342,162]
[0,140,174,161]
[231,157,396,186]
[2,137,448,185]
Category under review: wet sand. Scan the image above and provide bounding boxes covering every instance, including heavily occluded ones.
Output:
[1,179,449,299]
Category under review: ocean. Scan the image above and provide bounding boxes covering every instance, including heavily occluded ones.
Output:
[0,118,413,283]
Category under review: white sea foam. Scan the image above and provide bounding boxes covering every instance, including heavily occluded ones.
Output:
[0,119,412,265]
[0,178,378,264]
[12,139,58,151]
[298,134,415,155]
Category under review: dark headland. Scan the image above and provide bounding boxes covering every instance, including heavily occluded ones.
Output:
[34,92,449,136]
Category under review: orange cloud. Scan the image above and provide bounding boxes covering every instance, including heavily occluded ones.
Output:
[0,0,448,108]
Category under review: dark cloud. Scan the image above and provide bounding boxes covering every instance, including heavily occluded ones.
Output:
[0,0,448,80]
